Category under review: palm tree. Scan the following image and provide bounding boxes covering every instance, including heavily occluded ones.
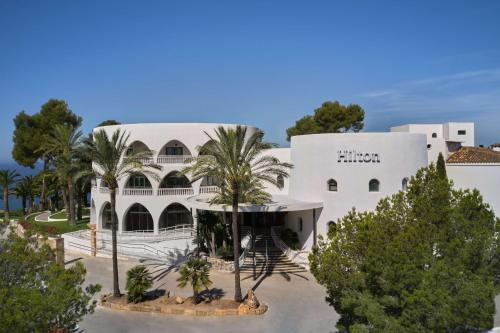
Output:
[0,169,20,222]
[83,129,160,297]
[13,176,37,215]
[177,257,212,304]
[183,126,292,301]
[41,124,83,225]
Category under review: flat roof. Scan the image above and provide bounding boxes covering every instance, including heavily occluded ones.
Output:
[186,194,323,212]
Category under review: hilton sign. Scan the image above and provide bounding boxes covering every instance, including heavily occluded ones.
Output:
[337,150,381,163]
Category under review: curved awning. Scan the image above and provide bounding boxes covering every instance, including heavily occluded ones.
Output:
[186,194,323,212]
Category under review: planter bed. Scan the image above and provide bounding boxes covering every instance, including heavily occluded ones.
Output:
[100,293,268,316]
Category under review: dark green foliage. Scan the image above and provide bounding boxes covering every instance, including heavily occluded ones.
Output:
[216,245,234,260]
[12,99,81,168]
[97,120,121,127]
[0,232,100,332]
[280,228,300,250]
[0,169,20,222]
[126,265,153,303]
[310,164,500,333]
[286,101,365,141]
[437,152,447,179]
[177,257,213,303]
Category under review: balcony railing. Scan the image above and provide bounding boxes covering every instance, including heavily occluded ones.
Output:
[156,155,192,164]
[122,188,153,196]
[157,188,194,196]
[199,185,220,194]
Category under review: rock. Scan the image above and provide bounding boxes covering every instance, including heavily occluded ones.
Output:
[175,296,184,304]
[244,289,260,309]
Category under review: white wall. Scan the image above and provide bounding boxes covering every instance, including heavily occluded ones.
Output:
[447,164,500,216]
[287,132,428,248]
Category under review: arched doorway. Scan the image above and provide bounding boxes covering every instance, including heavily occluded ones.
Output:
[100,202,117,230]
[159,203,193,230]
[124,203,154,232]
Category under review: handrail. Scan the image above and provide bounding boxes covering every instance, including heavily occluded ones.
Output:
[157,188,194,196]
[237,232,252,268]
[270,226,309,270]
[156,155,192,164]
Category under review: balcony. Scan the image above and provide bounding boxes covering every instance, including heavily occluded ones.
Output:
[122,188,153,196]
[157,188,194,196]
[199,186,219,194]
[156,155,192,164]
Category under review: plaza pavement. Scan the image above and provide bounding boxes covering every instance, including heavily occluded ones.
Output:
[71,252,500,333]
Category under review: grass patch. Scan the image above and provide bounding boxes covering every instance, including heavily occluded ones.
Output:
[50,210,68,219]
[26,213,89,236]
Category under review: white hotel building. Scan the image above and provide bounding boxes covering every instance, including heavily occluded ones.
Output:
[88,122,500,254]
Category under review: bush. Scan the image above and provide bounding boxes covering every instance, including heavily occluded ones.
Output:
[126,265,153,303]
[177,257,212,303]
[281,228,299,250]
[216,246,234,260]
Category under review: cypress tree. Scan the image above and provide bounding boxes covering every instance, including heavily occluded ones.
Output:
[436,152,447,179]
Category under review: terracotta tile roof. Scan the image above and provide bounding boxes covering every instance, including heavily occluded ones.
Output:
[447,146,500,164]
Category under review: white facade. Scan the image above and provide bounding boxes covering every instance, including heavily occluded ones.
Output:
[89,121,500,253]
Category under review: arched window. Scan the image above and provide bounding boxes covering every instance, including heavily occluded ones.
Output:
[126,173,151,188]
[327,221,336,232]
[100,202,117,230]
[327,179,338,192]
[159,203,193,229]
[160,171,191,188]
[369,179,380,192]
[432,133,437,138]
[277,175,284,188]
[124,204,153,232]
[402,177,409,190]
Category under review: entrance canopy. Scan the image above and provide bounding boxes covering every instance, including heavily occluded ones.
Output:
[186,194,323,212]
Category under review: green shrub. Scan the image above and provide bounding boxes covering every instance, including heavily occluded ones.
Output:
[281,228,299,250]
[216,246,234,260]
[177,257,212,303]
[125,265,153,303]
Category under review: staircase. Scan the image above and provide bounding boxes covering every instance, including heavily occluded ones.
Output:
[239,232,307,276]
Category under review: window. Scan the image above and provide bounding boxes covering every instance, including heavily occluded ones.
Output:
[458,130,466,135]
[127,174,151,188]
[277,175,284,188]
[432,133,437,138]
[427,144,432,149]
[327,221,336,232]
[327,179,338,192]
[402,177,409,190]
[369,179,380,192]
[166,146,183,155]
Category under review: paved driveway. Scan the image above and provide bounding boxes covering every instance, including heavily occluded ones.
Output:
[72,253,337,333]
[72,253,500,333]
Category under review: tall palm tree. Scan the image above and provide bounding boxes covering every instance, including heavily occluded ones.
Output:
[0,169,20,222]
[183,126,292,301]
[83,129,160,297]
[41,124,83,225]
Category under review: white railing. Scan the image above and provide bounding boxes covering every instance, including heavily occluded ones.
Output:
[158,224,194,235]
[138,157,154,165]
[238,233,253,268]
[199,186,220,194]
[122,188,153,196]
[270,226,310,270]
[157,187,194,196]
[156,155,192,164]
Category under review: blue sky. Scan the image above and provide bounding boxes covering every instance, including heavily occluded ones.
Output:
[1,1,500,164]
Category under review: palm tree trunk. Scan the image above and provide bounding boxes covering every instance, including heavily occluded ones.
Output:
[232,182,242,302]
[211,230,216,257]
[40,156,48,210]
[61,186,70,218]
[67,177,76,225]
[21,195,27,216]
[110,188,121,297]
[76,181,83,221]
[3,188,9,222]
[222,212,227,248]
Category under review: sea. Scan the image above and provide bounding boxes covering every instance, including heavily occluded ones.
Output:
[0,162,42,211]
